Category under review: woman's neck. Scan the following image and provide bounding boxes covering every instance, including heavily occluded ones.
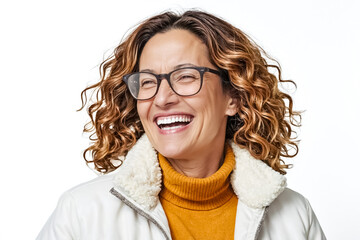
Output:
[166,143,226,178]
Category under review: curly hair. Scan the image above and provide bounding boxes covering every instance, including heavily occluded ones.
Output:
[80,10,301,174]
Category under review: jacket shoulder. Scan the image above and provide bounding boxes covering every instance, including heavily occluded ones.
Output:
[36,173,122,240]
[259,188,326,239]
[65,173,115,198]
[274,188,308,206]
[57,172,124,212]
[268,188,312,223]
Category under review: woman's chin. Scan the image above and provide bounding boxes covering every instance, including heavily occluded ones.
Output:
[156,145,190,161]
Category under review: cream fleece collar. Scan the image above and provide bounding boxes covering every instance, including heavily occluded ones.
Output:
[113,134,286,211]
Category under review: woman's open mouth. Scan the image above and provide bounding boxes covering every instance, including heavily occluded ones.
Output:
[155,115,193,131]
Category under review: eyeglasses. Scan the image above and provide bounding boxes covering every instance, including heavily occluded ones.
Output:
[123,66,221,100]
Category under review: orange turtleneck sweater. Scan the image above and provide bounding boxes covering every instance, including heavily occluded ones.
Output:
[158,145,238,240]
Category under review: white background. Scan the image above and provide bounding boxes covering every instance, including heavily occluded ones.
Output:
[1,0,359,239]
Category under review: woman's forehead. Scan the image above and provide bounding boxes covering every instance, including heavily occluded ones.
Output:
[139,29,212,72]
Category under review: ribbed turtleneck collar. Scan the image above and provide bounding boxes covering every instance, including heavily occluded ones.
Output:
[158,145,236,211]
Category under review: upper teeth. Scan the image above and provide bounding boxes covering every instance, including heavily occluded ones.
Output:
[156,115,192,125]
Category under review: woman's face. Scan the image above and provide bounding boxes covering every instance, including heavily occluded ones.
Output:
[137,29,236,161]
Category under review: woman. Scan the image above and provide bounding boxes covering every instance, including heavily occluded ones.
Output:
[37,10,326,239]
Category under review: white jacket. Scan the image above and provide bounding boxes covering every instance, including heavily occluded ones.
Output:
[37,135,326,240]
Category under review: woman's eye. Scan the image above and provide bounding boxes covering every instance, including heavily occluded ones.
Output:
[140,79,157,88]
[176,75,197,82]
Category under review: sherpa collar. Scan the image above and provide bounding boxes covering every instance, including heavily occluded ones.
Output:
[113,134,286,211]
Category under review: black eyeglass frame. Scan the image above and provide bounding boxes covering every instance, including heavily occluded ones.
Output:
[123,66,224,100]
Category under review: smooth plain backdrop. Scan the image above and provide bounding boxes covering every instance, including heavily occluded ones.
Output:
[1,0,359,239]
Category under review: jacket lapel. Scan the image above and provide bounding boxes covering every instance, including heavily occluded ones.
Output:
[229,141,287,209]
[112,135,162,211]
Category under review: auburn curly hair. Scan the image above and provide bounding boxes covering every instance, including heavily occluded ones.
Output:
[80,10,301,174]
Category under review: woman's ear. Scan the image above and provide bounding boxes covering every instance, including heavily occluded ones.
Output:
[225,97,238,116]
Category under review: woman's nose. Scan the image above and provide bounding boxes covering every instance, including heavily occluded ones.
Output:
[153,79,179,108]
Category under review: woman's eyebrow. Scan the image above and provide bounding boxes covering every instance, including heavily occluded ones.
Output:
[139,63,198,73]
[139,68,155,73]
[173,63,197,69]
